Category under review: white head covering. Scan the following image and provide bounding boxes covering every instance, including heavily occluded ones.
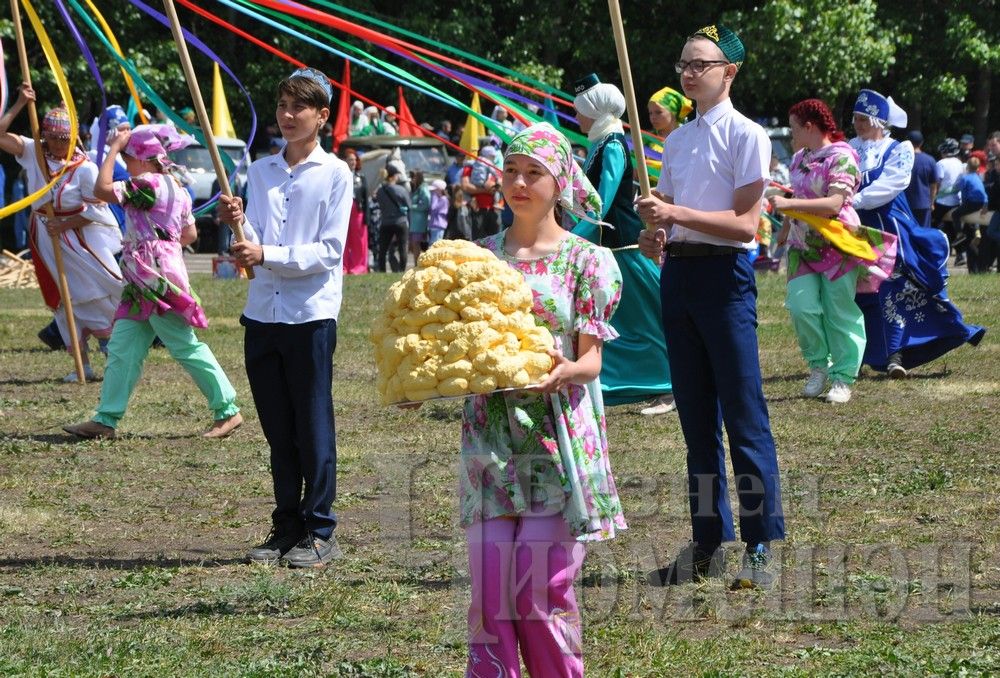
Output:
[573,82,626,142]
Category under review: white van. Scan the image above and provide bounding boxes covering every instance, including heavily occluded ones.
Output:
[168,136,249,206]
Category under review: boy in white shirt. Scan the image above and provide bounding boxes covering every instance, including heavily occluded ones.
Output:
[637,25,785,591]
[220,67,352,568]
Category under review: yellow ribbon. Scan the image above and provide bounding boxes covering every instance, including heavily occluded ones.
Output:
[82,0,147,124]
[0,0,80,220]
[784,209,878,262]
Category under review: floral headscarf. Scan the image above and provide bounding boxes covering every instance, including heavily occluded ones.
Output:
[124,124,193,166]
[504,122,606,226]
[649,86,693,122]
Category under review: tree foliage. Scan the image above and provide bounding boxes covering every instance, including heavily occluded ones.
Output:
[0,0,996,148]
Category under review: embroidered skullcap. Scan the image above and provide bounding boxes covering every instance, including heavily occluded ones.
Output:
[289,67,333,102]
[691,25,745,68]
[124,124,194,164]
[42,105,73,139]
[572,73,600,96]
[572,74,625,120]
[853,89,907,128]
[504,122,605,225]
[648,87,693,121]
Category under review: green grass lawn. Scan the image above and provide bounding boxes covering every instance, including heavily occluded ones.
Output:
[1,269,998,676]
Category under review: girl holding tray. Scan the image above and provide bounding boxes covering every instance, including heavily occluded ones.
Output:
[410,123,627,676]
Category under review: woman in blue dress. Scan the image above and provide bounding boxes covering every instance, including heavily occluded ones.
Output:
[849,89,985,377]
[572,73,674,414]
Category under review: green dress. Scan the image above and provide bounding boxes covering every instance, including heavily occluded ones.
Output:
[572,133,671,405]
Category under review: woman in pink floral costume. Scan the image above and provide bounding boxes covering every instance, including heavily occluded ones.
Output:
[64,125,241,440]
[461,122,626,676]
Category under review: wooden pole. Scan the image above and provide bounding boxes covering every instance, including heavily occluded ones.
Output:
[160,0,254,279]
[607,0,652,203]
[10,0,87,382]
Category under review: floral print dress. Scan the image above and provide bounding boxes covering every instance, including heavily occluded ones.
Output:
[459,230,628,542]
[112,172,207,328]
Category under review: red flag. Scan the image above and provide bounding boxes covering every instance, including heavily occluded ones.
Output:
[395,86,424,136]
[332,59,351,152]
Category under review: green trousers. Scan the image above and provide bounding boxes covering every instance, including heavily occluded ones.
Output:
[785,269,866,384]
[93,313,239,428]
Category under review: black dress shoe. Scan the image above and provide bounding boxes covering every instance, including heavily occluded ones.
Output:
[647,543,726,586]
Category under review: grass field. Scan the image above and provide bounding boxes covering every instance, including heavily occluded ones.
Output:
[1,269,998,676]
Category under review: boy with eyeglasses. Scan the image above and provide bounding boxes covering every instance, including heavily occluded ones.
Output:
[637,25,785,590]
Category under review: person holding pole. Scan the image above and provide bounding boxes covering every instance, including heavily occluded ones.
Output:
[571,74,674,416]
[219,68,352,569]
[0,84,122,382]
[636,25,785,590]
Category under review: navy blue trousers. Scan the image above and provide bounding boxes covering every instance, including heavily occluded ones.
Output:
[660,253,785,546]
[242,316,338,538]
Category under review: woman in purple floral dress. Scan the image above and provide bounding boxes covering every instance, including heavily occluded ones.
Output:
[63,125,241,440]
[460,123,625,676]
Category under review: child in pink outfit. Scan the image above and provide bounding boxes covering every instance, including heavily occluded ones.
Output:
[63,125,242,440]
[408,123,626,677]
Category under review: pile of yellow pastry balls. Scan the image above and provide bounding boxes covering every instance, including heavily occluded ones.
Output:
[371,240,554,404]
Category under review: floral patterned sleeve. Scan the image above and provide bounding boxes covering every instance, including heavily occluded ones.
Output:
[826,149,860,196]
[572,244,622,341]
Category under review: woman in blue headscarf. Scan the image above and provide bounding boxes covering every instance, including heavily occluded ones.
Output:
[572,74,674,414]
[849,89,985,377]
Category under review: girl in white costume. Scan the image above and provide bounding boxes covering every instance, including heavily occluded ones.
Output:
[0,84,122,381]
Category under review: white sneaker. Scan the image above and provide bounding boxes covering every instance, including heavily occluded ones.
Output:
[640,395,676,416]
[802,368,827,398]
[826,381,852,403]
[63,366,97,383]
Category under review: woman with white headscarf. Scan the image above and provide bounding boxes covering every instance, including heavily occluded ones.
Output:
[849,89,984,377]
[348,100,366,137]
[572,74,674,414]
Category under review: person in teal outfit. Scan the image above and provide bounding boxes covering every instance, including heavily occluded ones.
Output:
[572,73,674,414]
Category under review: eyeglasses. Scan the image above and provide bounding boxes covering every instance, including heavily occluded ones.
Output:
[674,59,730,75]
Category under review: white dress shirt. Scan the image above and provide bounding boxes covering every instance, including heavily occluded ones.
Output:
[241,144,352,324]
[849,136,914,211]
[657,98,770,248]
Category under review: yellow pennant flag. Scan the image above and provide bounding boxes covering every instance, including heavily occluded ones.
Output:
[212,62,237,139]
[459,91,484,156]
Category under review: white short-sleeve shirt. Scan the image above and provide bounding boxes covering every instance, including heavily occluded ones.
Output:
[657,99,770,248]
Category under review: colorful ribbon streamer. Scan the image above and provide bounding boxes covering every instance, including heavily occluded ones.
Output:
[0,0,80,220]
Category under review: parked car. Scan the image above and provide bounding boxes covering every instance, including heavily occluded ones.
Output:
[339,135,448,195]
[765,126,793,166]
[169,137,250,253]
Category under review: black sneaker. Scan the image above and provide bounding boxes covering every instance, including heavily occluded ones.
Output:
[281,532,342,569]
[647,542,725,586]
[246,527,305,564]
[732,543,776,590]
